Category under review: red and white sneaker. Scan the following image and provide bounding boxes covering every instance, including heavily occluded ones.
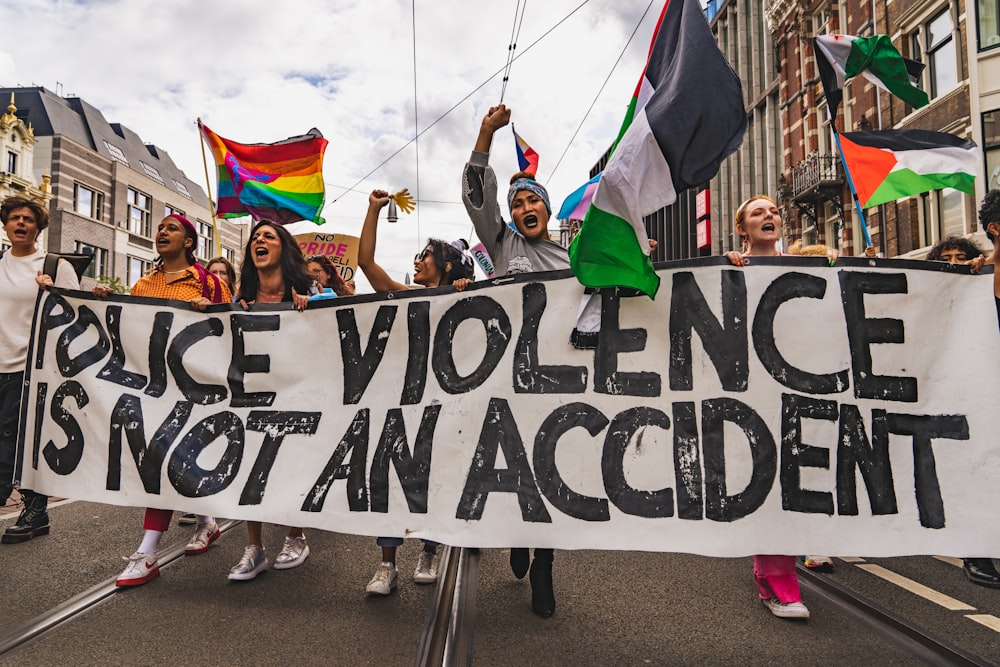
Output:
[184,522,221,555]
[116,552,160,587]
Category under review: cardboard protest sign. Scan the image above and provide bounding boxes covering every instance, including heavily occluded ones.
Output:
[295,232,359,282]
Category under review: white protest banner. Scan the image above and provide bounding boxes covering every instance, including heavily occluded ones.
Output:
[17,258,1000,557]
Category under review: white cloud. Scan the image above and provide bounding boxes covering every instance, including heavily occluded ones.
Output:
[0,0,661,288]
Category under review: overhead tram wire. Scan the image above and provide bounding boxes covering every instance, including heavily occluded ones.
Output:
[499,0,529,104]
[328,0,592,207]
[545,0,656,185]
[411,0,422,245]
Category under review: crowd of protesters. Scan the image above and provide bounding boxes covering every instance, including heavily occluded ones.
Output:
[1,108,998,622]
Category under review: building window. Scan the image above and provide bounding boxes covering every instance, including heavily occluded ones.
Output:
[985,109,1000,192]
[73,241,108,279]
[127,256,152,287]
[223,246,238,264]
[920,189,968,247]
[165,205,185,219]
[912,9,958,99]
[6,151,16,174]
[73,183,104,220]
[173,179,193,200]
[139,161,164,184]
[126,188,152,238]
[979,0,1000,50]
[103,141,129,166]
[197,220,214,259]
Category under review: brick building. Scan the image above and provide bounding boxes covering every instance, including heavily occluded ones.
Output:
[765,0,983,258]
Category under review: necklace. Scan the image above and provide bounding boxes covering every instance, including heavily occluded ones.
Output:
[163,267,189,274]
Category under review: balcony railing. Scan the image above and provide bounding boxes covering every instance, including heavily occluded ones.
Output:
[790,153,843,200]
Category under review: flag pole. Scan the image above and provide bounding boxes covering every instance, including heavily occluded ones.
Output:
[833,129,873,248]
[197,118,224,258]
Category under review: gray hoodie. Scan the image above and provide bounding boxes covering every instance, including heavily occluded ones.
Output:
[462,150,569,276]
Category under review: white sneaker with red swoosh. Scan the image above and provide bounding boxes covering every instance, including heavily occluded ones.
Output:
[116,552,160,587]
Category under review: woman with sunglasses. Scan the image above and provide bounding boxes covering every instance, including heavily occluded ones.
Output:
[357,188,474,596]
[305,254,354,297]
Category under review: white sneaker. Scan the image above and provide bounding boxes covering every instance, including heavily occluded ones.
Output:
[763,597,810,619]
[228,544,269,581]
[184,522,220,555]
[366,561,398,595]
[413,550,439,584]
[116,552,160,587]
[273,535,310,570]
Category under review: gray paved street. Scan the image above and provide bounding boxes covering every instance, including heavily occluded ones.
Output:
[3,498,998,665]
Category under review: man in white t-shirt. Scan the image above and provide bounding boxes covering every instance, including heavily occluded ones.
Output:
[0,195,79,544]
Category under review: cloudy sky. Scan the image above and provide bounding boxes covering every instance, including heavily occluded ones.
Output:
[0,0,669,288]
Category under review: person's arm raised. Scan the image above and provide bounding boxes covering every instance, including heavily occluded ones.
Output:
[358,189,410,293]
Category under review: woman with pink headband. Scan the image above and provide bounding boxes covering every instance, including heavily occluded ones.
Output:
[96,213,231,587]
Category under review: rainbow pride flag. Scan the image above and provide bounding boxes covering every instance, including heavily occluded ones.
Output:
[512,124,539,176]
[199,121,329,225]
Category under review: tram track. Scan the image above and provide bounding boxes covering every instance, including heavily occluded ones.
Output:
[0,519,242,660]
[797,563,993,666]
[415,546,480,667]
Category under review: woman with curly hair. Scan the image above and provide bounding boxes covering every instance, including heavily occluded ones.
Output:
[305,253,354,296]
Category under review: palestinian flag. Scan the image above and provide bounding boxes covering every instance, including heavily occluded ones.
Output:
[569,0,746,297]
[839,130,978,207]
[814,34,928,120]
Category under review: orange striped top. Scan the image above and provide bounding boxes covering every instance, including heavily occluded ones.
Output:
[130,265,232,303]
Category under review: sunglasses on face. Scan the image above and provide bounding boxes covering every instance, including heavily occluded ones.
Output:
[414,249,432,262]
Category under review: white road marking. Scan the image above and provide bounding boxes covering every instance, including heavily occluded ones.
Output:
[855,564,976,611]
[965,615,1000,633]
[933,556,963,568]
[838,556,867,563]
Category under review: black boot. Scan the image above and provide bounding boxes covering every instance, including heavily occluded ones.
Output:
[2,490,50,544]
[529,548,555,618]
[964,558,1000,588]
[510,548,530,579]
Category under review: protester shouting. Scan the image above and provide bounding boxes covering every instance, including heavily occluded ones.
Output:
[357,188,474,596]
[92,214,231,586]
[0,196,80,544]
[228,221,315,581]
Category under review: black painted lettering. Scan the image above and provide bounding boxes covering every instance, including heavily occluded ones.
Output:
[401,302,430,405]
[838,271,917,402]
[754,274,850,394]
[303,409,370,512]
[145,312,173,398]
[234,411,321,503]
[229,313,278,408]
[337,305,397,404]
[672,401,703,520]
[603,407,674,517]
[887,413,969,529]
[369,405,440,513]
[35,293,75,370]
[669,270,748,392]
[169,411,245,498]
[779,393,835,514]
[533,403,610,521]
[106,394,192,492]
[456,398,550,522]
[836,406,897,516]
[97,305,147,390]
[702,397,776,522]
[514,284,587,393]
[595,289,660,396]
[41,380,89,475]
[433,297,511,394]
[56,305,110,377]
[167,319,226,405]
